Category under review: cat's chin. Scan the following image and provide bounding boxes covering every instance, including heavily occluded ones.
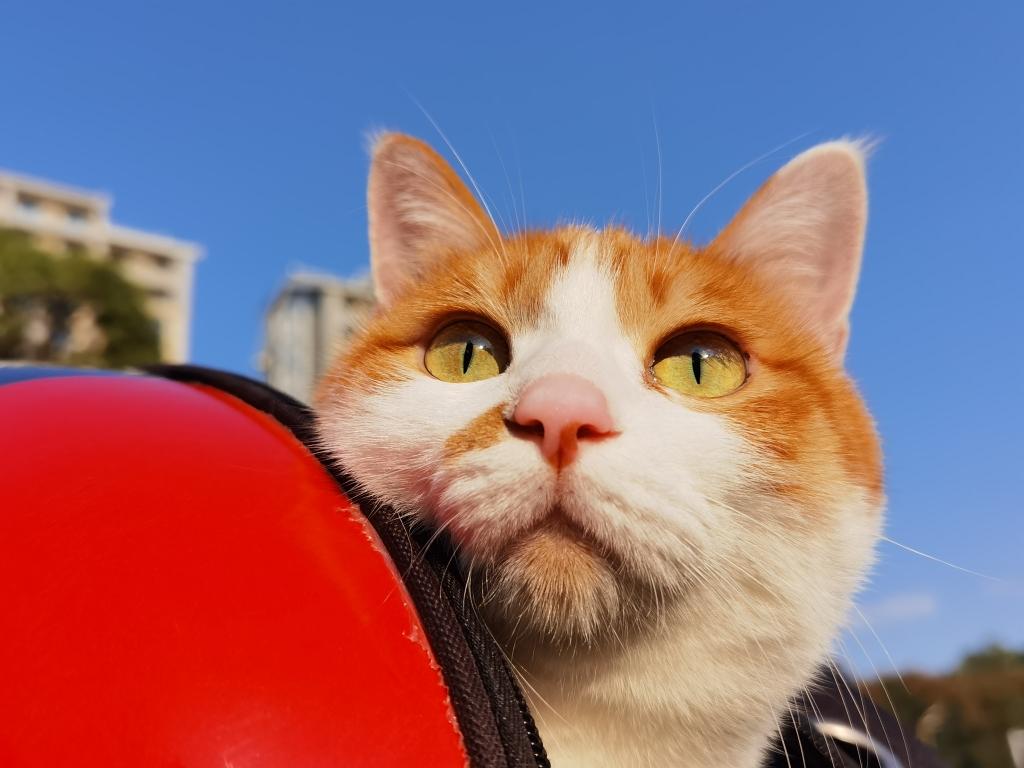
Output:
[473,514,668,649]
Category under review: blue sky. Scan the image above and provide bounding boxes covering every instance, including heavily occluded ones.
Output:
[2,1,1021,676]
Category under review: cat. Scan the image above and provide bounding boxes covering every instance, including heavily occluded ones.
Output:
[315,132,884,767]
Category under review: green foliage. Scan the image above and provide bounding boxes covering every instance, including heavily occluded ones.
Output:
[0,229,160,367]
[863,644,1024,768]
[960,645,1024,674]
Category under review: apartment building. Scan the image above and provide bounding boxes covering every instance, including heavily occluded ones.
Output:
[263,272,375,403]
[0,169,201,361]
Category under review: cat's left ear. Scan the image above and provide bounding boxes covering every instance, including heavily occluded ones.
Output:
[712,141,869,360]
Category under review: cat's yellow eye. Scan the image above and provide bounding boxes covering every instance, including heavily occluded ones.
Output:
[425,320,510,383]
[652,331,747,398]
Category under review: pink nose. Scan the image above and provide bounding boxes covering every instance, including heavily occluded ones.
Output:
[512,374,614,467]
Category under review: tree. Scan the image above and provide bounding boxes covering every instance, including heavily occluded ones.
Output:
[862,644,1024,768]
[0,229,160,367]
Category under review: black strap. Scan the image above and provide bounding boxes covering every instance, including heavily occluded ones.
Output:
[147,365,549,768]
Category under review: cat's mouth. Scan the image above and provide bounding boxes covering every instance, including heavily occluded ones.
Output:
[532,503,594,539]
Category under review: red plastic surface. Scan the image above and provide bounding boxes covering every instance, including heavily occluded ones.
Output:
[0,376,468,767]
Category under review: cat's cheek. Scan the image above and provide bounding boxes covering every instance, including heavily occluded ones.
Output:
[317,375,512,508]
[705,483,883,636]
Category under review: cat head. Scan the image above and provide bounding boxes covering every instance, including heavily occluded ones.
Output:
[316,134,883,652]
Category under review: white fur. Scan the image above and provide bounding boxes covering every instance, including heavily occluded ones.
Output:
[317,228,882,767]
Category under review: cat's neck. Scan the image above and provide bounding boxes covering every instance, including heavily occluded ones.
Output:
[506,585,835,768]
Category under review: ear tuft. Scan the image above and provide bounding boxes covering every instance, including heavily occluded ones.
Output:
[712,140,871,360]
[367,133,497,306]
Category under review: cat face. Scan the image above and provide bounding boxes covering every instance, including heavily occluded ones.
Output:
[316,135,883,651]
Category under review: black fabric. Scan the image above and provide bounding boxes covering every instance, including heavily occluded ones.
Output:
[147,365,549,768]
[764,668,947,767]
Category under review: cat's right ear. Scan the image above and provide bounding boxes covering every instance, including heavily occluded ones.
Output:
[367,133,499,306]
[710,140,870,360]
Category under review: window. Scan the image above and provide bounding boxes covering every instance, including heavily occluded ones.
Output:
[67,207,89,226]
[16,193,39,215]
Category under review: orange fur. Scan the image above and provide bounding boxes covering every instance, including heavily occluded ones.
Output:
[320,226,881,506]
[443,403,508,461]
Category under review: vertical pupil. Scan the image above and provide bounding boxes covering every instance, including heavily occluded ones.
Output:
[691,350,702,384]
[462,341,475,374]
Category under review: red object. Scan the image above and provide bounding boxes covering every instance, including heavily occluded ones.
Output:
[0,375,468,767]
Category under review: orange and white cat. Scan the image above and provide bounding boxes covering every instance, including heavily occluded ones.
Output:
[316,133,883,767]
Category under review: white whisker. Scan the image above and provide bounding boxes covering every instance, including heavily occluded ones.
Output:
[411,97,513,268]
[880,535,999,580]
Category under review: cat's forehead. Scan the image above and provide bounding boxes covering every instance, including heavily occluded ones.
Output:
[424,225,779,353]
[497,226,668,337]
[530,229,625,336]
[506,230,643,391]
[353,224,807,383]
[345,222,828,395]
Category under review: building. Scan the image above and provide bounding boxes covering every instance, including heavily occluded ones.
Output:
[0,168,201,362]
[263,272,375,403]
